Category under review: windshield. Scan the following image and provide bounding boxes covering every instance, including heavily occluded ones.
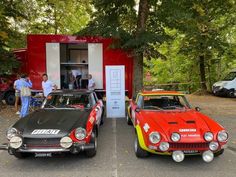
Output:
[223,72,236,81]
[138,95,191,111]
[43,93,92,109]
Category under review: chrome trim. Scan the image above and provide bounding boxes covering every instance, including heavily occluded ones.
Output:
[0,143,8,150]
[18,148,70,153]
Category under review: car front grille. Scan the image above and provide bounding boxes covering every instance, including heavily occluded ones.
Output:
[23,138,61,148]
[169,142,209,149]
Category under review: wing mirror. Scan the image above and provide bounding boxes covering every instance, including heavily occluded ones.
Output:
[135,107,140,113]
[195,107,201,112]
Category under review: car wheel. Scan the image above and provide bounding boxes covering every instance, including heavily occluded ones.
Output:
[5,92,15,105]
[100,107,105,125]
[85,132,97,158]
[126,111,132,126]
[228,90,235,98]
[134,136,149,158]
[214,149,224,157]
[12,150,30,159]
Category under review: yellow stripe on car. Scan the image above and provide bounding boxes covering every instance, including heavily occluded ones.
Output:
[135,125,170,155]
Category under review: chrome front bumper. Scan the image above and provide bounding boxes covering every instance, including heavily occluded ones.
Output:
[1,142,95,154]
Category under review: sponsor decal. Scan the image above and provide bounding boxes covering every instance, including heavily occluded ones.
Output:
[31,129,60,135]
[89,116,95,124]
[181,134,200,138]
[143,123,150,133]
[179,128,196,132]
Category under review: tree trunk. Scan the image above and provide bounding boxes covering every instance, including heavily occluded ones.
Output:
[199,55,207,90]
[133,0,149,96]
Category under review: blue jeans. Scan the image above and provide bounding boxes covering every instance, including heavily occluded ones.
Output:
[20,96,30,118]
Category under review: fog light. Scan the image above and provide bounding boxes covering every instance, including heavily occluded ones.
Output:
[202,150,214,163]
[9,136,22,149]
[60,137,73,149]
[172,150,185,162]
[159,142,169,151]
[209,142,219,151]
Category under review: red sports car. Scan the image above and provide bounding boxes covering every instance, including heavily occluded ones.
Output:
[127,91,228,162]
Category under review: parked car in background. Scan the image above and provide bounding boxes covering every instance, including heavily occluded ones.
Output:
[0,90,104,158]
[212,69,236,97]
[0,76,15,105]
[127,91,228,163]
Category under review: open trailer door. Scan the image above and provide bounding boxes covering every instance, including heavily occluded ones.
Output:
[46,43,61,89]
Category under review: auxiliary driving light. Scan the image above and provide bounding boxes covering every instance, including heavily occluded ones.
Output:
[60,136,73,149]
[9,136,23,149]
[159,142,169,151]
[202,150,214,163]
[172,150,185,162]
[209,142,219,151]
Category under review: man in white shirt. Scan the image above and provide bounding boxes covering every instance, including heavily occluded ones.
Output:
[88,74,95,90]
[42,74,57,97]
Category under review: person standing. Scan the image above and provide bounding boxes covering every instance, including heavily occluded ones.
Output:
[42,74,57,97]
[16,74,32,118]
[88,74,96,90]
[13,74,21,115]
[71,69,82,89]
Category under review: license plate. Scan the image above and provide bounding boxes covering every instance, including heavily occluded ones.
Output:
[183,150,199,154]
[35,153,52,157]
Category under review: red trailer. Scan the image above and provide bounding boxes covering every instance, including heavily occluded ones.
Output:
[1,34,134,104]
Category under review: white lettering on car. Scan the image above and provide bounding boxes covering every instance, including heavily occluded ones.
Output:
[179,129,197,132]
[31,129,60,135]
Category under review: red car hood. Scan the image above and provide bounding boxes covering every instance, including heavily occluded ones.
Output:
[140,110,212,142]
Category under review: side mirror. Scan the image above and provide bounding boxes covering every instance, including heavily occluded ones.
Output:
[195,107,201,112]
[135,107,140,113]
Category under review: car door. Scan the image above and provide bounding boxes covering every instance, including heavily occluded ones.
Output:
[130,94,143,126]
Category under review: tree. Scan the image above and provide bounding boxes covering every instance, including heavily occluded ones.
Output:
[78,0,168,95]
[156,0,235,90]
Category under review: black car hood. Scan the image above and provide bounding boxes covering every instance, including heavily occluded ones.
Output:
[16,109,91,138]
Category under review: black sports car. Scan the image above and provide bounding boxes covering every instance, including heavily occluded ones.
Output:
[0,90,104,158]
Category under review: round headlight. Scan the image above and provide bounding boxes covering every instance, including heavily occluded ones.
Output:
[159,142,169,151]
[75,128,87,140]
[217,130,228,142]
[171,133,181,142]
[149,132,161,144]
[204,132,213,142]
[60,136,73,149]
[9,136,22,149]
[7,128,18,140]
[209,141,219,151]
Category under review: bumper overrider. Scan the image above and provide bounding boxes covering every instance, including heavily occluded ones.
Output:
[136,125,228,163]
[0,137,95,155]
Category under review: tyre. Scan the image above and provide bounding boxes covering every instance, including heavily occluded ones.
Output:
[126,110,132,125]
[85,132,97,158]
[100,107,105,125]
[228,90,235,98]
[214,149,224,157]
[5,92,15,105]
[134,136,149,158]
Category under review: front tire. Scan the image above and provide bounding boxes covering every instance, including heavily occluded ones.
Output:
[126,111,132,125]
[134,136,149,158]
[5,92,15,105]
[85,132,97,158]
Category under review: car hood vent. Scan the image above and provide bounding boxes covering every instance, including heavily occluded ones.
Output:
[168,122,178,124]
[186,120,195,124]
